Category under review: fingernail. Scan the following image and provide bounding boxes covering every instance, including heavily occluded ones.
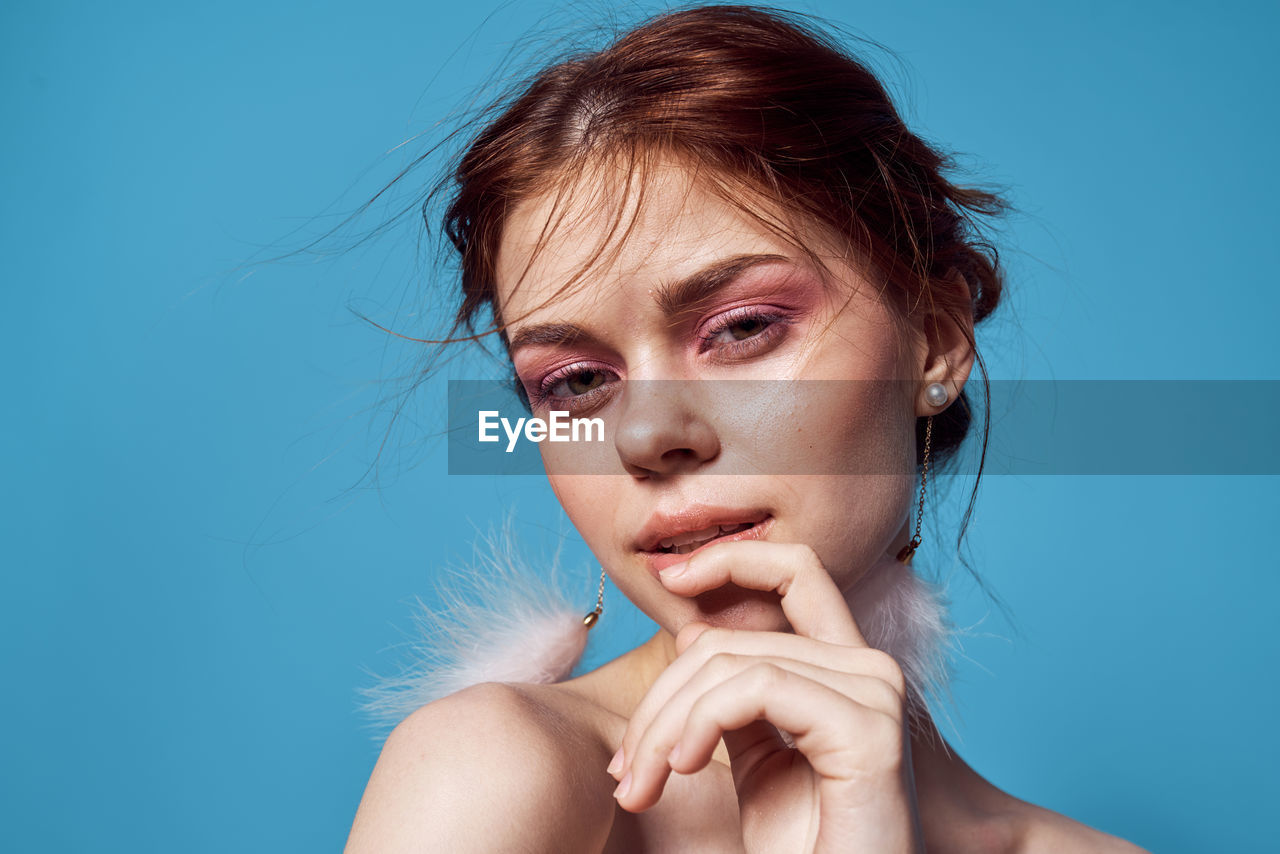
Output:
[613,772,632,800]
[659,561,688,579]
[667,741,682,766]
[607,748,624,777]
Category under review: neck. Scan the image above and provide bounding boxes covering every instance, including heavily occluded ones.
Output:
[909,712,1024,852]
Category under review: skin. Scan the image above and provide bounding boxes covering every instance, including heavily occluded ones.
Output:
[344,157,1149,853]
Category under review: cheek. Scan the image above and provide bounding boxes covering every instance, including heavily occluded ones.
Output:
[748,380,916,578]
[711,377,913,476]
[547,473,590,514]
[808,383,917,582]
[831,378,915,473]
[545,473,616,548]
[812,471,916,589]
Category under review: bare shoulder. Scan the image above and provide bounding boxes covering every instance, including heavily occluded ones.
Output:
[345,682,617,854]
[1015,802,1150,854]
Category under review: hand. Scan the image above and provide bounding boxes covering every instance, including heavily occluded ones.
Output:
[608,541,923,853]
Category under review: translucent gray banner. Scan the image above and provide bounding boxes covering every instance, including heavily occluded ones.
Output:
[446,380,1280,475]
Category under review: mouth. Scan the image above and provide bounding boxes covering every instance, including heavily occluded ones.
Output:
[636,509,774,573]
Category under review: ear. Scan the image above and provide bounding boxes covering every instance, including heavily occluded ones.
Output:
[911,269,976,416]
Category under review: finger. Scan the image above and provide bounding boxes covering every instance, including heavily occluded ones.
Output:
[674,664,904,786]
[675,636,908,710]
[618,654,904,810]
[675,627,907,696]
[674,620,712,655]
[616,717,785,812]
[614,628,906,779]
[617,653,799,811]
[659,540,867,646]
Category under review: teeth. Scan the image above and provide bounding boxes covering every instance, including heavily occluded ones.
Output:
[659,525,721,549]
[657,522,753,554]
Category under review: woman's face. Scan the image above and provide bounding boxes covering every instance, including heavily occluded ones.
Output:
[495,158,971,635]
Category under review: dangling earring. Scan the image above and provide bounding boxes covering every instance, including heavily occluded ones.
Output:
[583,565,606,629]
[898,382,946,564]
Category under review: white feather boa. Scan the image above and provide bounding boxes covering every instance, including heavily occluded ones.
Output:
[360,533,954,735]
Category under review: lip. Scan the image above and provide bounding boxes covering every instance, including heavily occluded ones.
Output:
[635,507,775,574]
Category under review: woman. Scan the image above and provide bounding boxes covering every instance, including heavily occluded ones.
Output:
[346,5,1146,851]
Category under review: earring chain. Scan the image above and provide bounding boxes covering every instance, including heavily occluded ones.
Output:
[897,414,934,564]
[583,567,606,629]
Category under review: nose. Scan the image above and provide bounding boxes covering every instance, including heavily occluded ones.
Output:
[613,380,721,477]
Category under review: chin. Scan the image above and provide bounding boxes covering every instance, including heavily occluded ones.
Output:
[680,584,791,632]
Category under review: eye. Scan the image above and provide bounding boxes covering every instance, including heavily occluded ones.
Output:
[708,314,771,343]
[699,307,791,354]
[549,368,608,398]
[527,362,619,411]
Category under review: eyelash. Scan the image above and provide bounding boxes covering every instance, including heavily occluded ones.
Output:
[525,308,791,409]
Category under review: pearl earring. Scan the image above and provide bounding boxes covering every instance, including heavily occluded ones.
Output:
[925,382,948,408]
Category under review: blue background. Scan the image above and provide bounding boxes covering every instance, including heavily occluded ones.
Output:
[4,1,1276,850]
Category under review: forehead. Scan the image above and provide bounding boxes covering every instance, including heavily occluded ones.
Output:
[493,157,839,324]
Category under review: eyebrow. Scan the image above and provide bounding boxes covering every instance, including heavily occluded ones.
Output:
[505,252,791,354]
